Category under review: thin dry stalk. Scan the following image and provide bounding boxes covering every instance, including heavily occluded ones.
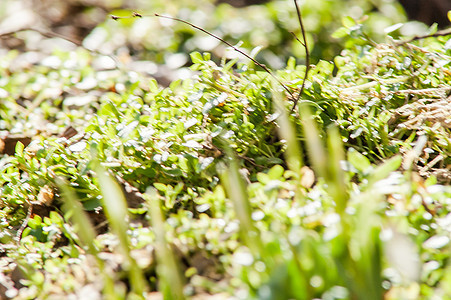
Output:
[0,27,120,66]
[290,0,310,113]
[396,27,451,46]
[111,13,295,98]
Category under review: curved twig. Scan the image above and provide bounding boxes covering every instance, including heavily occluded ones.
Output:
[0,26,121,67]
[396,27,451,46]
[153,14,295,98]
[290,0,310,114]
[111,13,295,98]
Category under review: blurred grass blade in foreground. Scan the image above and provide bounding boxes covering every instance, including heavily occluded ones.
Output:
[96,165,147,298]
[56,177,117,299]
[145,187,186,300]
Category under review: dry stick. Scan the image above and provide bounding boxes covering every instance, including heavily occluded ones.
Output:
[0,27,121,67]
[290,0,310,114]
[153,14,295,98]
[112,13,294,98]
[0,27,80,45]
[396,27,451,46]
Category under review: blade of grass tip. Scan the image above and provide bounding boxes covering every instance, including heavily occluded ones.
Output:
[326,126,348,215]
[145,187,185,300]
[56,177,117,299]
[299,103,328,179]
[271,84,303,174]
[96,165,147,297]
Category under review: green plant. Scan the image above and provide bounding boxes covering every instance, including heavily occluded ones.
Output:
[0,0,450,298]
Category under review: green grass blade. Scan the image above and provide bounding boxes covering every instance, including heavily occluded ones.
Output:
[218,157,264,258]
[326,125,348,215]
[56,177,118,299]
[145,187,186,300]
[299,103,327,179]
[96,165,147,298]
[272,87,303,174]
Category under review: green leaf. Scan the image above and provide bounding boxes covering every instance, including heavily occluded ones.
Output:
[348,148,371,174]
[49,211,64,225]
[164,168,183,177]
[331,27,349,39]
[287,57,296,70]
[15,141,24,157]
[99,101,120,118]
[173,182,184,195]
[190,51,203,64]
[342,16,355,28]
[148,78,159,93]
[267,165,284,180]
[369,155,402,184]
[428,23,438,35]
[202,52,211,61]
[257,172,270,184]
[28,215,42,229]
[82,198,102,211]
[154,182,167,192]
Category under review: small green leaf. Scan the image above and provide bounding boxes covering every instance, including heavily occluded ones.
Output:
[369,155,402,183]
[128,207,147,214]
[15,141,24,157]
[173,182,184,194]
[148,78,159,93]
[331,27,349,39]
[342,16,355,28]
[257,172,270,184]
[425,175,437,186]
[428,23,438,35]
[99,101,120,118]
[82,198,102,211]
[164,168,183,177]
[49,211,63,225]
[190,51,203,64]
[202,52,211,61]
[348,148,371,173]
[267,165,284,180]
[28,215,42,229]
[154,183,167,192]
[287,57,296,70]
